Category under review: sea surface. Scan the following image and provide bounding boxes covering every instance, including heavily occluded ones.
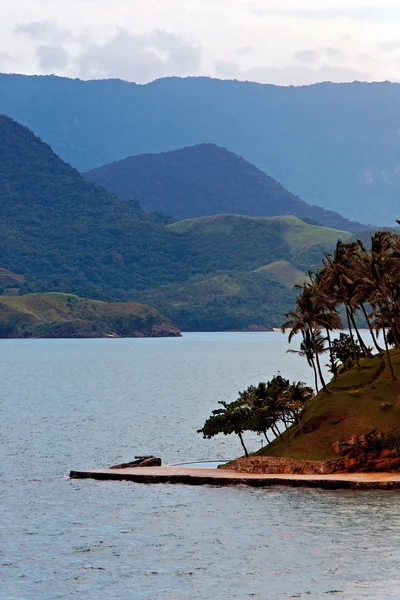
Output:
[1,332,400,600]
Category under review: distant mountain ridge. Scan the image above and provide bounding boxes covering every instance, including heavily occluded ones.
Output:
[1,73,400,224]
[85,144,366,231]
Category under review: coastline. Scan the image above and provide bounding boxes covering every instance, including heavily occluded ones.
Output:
[69,466,400,490]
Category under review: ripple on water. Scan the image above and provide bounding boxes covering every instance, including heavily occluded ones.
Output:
[1,334,400,600]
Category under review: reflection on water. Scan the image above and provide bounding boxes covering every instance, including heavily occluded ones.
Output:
[1,332,399,600]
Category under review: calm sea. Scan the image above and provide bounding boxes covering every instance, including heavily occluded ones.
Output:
[1,333,400,599]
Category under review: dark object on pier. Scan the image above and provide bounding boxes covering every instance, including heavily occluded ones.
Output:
[110,456,162,469]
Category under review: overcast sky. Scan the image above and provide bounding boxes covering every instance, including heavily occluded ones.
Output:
[2,0,400,85]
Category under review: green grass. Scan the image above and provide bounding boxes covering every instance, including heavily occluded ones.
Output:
[168,214,352,252]
[0,293,178,338]
[255,351,400,461]
[255,260,307,288]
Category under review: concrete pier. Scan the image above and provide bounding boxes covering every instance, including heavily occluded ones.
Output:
[69,466,400,490]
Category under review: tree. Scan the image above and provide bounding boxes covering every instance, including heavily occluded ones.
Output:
[287,329,325,392]
[331,333,363,370]
[282,285,341,393]
[198,400,254,457]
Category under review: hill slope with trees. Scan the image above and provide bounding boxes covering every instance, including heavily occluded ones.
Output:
[1,73,400,224]
[84,144,364,231]
[0,115,354,330]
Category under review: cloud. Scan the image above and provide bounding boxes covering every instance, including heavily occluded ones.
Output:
[36,45,70,72]
[237,46,253,56]
[14,20,73,43]
[258,7,400,22]
[0,52,13,69]
[76,28,202,82]
[324,46,348,61]
[215,60,370,86]
[294,50,319,64]
[294,47,349,64]
[380,41,400,51]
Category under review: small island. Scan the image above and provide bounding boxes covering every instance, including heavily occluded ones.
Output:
[0,291,181,339]
[200,233,400,475]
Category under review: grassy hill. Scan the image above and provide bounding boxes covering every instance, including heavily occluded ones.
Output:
[254,261,307,289]
[256,351,400,462]
[0,293,180,338]
[85,144,364,232]
[3,73,400,224]
[134,271,298,332]
[167,215,352,273]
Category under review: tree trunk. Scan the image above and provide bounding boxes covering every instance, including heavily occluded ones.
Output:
[310,327,330,393]
[263,429,271,445]
[238,432,249,457]
[349,310,372,357]
[325,329,337,379]
[383,329,398,382]
[311,357,319,392]
[361,303,382,353]
[345,303,361,370]
[271,424,285,443]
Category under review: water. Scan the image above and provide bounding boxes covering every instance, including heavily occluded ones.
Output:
[1,332,400,599]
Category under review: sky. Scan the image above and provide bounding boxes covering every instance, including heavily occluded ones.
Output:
[1,0,400,85]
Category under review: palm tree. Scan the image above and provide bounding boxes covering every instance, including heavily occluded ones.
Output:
[287,329,324,392]
[282,285,341,393]
[318,241,371,366]
[284,381,314,435]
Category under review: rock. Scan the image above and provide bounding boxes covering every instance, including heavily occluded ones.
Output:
[111,457,162,469]
[137,457,162,467]
[330,431,400,472]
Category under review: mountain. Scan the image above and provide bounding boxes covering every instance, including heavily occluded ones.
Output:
[0,115,353,330]
[85,144,365,231]
[0,114,193,296]
[131,215,351,331]
[1,73,400,224]
[134,271,298,332]
[0,293,181,338]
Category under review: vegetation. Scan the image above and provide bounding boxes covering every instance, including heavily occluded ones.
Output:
[134,271,298,331]
[258,352,400,461]
[0,293,180,338]
[0,116,357,330]
[198,376,313,456]
[85,143,363,231]
[255,261,306,289]
[200,228,400,461]
[3,73,400,225]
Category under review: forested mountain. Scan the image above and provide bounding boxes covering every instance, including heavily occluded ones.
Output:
[1,73,400,224]
[0,115,353,330]
[0,114,193,297]
[85,144,365,232]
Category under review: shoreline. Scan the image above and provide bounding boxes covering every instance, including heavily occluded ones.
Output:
[69,466,400,490]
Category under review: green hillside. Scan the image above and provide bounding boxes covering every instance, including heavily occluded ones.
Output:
[167,215,352,272]
[0,116,355,331]
[255,261,306,289]
[256,351,400,462]
[0,115,192,296]
[0,293,180,338]
[134,271,298,332]
[85,144,364,232]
